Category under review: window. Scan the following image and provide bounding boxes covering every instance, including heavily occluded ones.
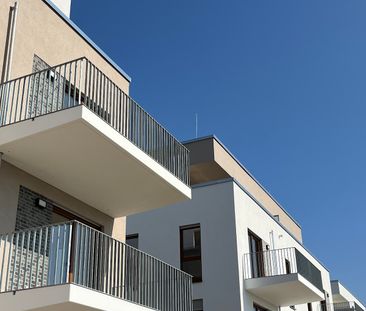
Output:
[52,205,102,231]
[193,299,203,311]
[180,224,202,282]
[126,234,139,249]
[248,230,264,278]
[308,303,313,311]
[285,259,291,274]
[320,300,327,311]
[254,303,269,311]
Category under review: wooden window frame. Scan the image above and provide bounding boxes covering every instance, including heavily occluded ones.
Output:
[53,205,103,231]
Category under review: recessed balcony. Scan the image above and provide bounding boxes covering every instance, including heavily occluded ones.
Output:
[0,58,191,217]
[243,247,324,307]
[0,221,192,311]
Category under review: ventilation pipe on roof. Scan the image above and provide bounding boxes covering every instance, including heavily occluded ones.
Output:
[1,1,18,84]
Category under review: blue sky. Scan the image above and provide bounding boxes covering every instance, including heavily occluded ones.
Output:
[71,0,366,302]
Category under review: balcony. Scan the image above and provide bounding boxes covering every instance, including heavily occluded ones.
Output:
[243,247,324,307]
[0,221,192,311]
[332,302,365,311]
[0,58,191,217]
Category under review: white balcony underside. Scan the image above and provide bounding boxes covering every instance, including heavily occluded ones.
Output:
[245,273,324,307]
[0,284,154,311]
[0,106,191,217]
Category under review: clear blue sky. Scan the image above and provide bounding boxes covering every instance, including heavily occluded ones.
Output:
[71,0,365,302]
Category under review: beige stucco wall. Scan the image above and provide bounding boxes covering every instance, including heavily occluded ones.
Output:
[0,160,126,240]
[212,139,303,242]
[186,137,303,242]
[0,0,130,94]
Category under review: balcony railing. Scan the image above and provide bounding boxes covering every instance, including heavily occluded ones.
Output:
[243,247,323,292]
[332,302,364,311]
[0,221,193,311]
[0,57,189,185]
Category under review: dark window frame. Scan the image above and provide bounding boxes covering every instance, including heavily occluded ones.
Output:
[193,298,204,311]
[53,205,103,231]
[254,303,270,311]
[180,223,202,283]
[248,230,265,278]
[126,233,139,249]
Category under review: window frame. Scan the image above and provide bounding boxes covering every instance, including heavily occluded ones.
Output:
[193,298,204,311]
[53,205,103,231]
[180,223,202,283]
[126,233,139,249]
[254,303,270,311]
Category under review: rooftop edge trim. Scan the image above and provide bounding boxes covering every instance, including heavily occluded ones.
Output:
[183,135,302,229]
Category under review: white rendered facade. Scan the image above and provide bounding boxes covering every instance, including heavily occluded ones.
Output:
[127,178,333,311]
[126,136,366,311]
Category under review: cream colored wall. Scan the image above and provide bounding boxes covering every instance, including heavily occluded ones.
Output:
[0,160,126,240]
[0,0,130,94]
[213,139,303,242]
[50,0,71,17]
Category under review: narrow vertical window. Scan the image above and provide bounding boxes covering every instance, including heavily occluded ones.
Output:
[308,303,313,311]
[285,259,291,274]
[126,234,139,249]
[193,299,204,311]
[180,224,202,282]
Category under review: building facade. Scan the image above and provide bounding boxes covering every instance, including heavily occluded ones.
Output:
[127,136,365,311]
[331,281,365,311]
[0,0,192,310]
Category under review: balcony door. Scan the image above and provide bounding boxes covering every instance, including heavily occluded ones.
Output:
[249,231,265,278]
[52,206,102,231]
[48,206,102,285]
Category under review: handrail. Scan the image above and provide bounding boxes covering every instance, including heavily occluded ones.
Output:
[0,221,193,311]
[0,57,190,185]
[333,302,364,311]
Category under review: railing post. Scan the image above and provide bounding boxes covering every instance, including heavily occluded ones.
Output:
[68,221,77,284]
[79,59,84,106]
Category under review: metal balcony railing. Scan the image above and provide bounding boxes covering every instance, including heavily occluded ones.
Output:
[243,247,323,292]
[0,57,190,185]
[316,302,364,311]
[0,221,193,311]
[332,302,364,311]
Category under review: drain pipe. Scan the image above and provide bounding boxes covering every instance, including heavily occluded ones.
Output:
[1,1,18,83]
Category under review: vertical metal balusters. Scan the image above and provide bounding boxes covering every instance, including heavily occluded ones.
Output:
[41,227,49,286]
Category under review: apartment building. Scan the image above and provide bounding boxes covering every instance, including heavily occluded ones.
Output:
[330,281,365,311]
[127,136,365,311]
[0,0,193,310]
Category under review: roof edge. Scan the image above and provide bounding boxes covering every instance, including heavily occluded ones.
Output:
[43,0,132,83]
[184,135,302,229]
[331,280,365,308]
